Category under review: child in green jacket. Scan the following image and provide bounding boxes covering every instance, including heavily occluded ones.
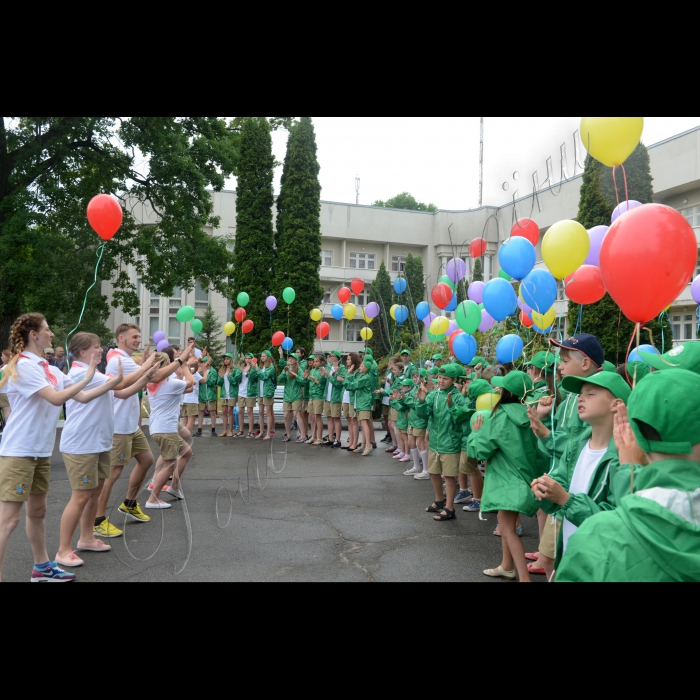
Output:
[469,371,538,582]
[341,359,376,457]
[257,351,278,441]
[305,355,328,446]
[197,357,224,438]
[404,369,430,479]
[278,355,306,443]
[558,369,700,583]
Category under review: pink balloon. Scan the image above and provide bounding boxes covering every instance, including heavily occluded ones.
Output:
[479,310,496,333]
[423,313,437,327]
[585,226,609,267]
[468,282,485,305]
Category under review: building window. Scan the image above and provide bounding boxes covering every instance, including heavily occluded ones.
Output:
[352,292,368,306]
[169,287,183,308]
[168,318,181,346]
[322,251,333,267]
[681,206,700,228]
[195,281,209,309]
[149,317,160,342]
[672,315,681,340]
[149,290,160,311]
[350,252,376,270]
[323,289,332,304]
[684,315,695,340]
[392,256,406,273]
[346,323,363,342]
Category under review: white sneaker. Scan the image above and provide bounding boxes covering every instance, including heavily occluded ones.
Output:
[404,467,422,476]
[145,501,172,510]
[165,488,185,501]
[414,472,431,481]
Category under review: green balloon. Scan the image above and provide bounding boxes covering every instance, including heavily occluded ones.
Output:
[471,409,492,430]
[237,292,250,308]
[499,269,513,281]
[427,332,446,343]
[283,287,296,305]
[191,319,203,335]
[456,301,482,335]
[176,306,195,323]
[479,304,485,312]
[439,275,457,291]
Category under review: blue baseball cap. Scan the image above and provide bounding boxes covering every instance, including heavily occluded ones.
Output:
[550,334,605,369]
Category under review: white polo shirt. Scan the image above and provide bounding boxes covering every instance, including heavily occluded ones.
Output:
[383,374,393,406]
[0,352,73,458]
[183,373,203,405]
[60,362,114,455]
[239,370,250,397]
[106,349,142,436]
[0,364,8,395]
[149,376,188,435]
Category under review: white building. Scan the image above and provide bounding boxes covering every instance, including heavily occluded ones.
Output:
[103,126,700,352]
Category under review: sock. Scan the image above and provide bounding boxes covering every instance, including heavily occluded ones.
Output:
[34,561,51,570]
[95,516,106,527]
[124,499,137,509]
[460,489,470,494]
[411,449,421,470]
[420,452,429,473]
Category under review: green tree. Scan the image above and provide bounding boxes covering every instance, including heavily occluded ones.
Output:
[367,261,394,356]
[197,305,226,365]
[472,258,484,282]
[0,116,293,345]
[395,253,425,349]
[570,146,672,363]
[233,117,276,354]
[373,192,438,213]
[274,117,323,352]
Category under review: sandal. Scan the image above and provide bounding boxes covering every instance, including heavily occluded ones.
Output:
[263,436,273,442]
[426,500,447,514]
[234,432,245,438]
[434,508,457,522]
[246,433,255,440]
[362,448,374,457]
[493,525,502,537]
[525,553,540,562]
[528,563,547,576]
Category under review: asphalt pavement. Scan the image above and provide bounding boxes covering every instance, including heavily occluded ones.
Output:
[2,429,543,583]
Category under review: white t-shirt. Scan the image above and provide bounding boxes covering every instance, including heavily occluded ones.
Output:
[562,441,609,553]
[60,362,114,455]
[0,364,8,395]
[0,352,74,458]
[149,376,188,435]
[106,349,142,435]
[326,366,336,402]
[222,371,237,400]
[383,374,393,406]
[183,373,202,404]
[239,369,250,397]
[193,348,203,359]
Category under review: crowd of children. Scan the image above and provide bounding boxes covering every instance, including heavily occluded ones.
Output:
[0,313,698,583]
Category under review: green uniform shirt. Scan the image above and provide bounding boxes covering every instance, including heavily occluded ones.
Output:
[453,397,476,452]
[415,389,468,455]
[405,388,429,431]
[222,368,242,400]
[328,365,348,404]
[244,368,259,399]
[344,372,374,412]
[278,370,305,403]
[307,369,327,400]
[199,368,224,403]
[392,393,411,431]
[257,365,277,399]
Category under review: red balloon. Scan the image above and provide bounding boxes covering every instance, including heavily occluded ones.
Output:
[470,238,488,258]
[449,329,465,356]
[432,283,454,310]
[316,322,331,340]
[87,194,123,241]
[338,287,352,305]
[511,218,540,247]
[235,308,247,323]
[351,278,365,296]
[520,312,534,328]
[242,320,254,335]
[272,331,286,347]
[600,204,697,323]
[565,265,606,305]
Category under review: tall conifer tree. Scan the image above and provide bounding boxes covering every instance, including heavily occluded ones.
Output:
[368,261,394,356]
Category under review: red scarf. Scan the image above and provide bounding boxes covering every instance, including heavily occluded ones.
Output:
[21,354,58,388]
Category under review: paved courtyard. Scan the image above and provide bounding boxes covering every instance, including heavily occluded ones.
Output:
[3,430,543,583]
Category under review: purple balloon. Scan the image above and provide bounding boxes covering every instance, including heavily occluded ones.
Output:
[447,258,468,284]
[468,282,485,305]
[611,200,642,224]
[692,276,700,305]
[424,313,437,327]
[479,310,496,333]
[365,302,381,319]
[517,298,533,316]
[153,331,166,344]
[156,340,170,352]
[447,321,458,337]
[266,296,278,312]
[586,225,609,267]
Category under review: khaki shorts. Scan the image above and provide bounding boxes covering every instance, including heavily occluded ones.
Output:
[0,394,9,409]
[63,451,111,491]
[382,404,390,416]
[399,428,409,435]
[0,457,51,502]
[181,404,199,417]
[323,401,332,417]
[261,397,275,407]
[389,409,399,422]
[409,426,426,438]
[199,402,218,412]
[301,401,309,412]
[112,429,151,467]
[428,451,460,478]
[459,453,481,477]
[153,433,187,462]
[329,403,342,419]
[222,399,237,407]
[539,516,561,560]
[244,398,257,409]
[357,411,373,422]
[343,403,356,419]
[311,399,325,415]
[284,401,302,412]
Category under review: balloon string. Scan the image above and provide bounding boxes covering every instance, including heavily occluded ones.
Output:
[624,323,639,388]
[622,163,631,208]
[66,243,106,370]
[573,304,584,337]
[612,166,621,209]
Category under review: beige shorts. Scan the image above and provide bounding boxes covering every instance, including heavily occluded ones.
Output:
[459,453,481,477]
[0,457,51,502]
[244,398,257,409]
[343,403,356,419]
[284,401,302,412]
[260,397,275,407]
[301,401,309,412]
[389,408,399,422]
[199,402,218,412]
[63,451,111,491]
[311,399,325,415]
[428,451,460,478]
[357,411,373,422]
[382,404,390,416]
[398,428,409,435]
[328,403,342,419]
[539,516,562,560]
[0,394,9,409]
[409,426,427,438]
[112,429,151,467]
[222,399,237,407]
[323,401,332,417]
[153,433,187,462]
[181,404,199,417]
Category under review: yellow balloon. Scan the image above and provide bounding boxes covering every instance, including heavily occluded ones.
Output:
[430,316,450,336]
[310,309,323,322]
[224,322,236,336]
[390,304,399,321]
[580,117,644,168]
[344,303,357,321]
[532,307,556,329]
[362,308,374,324]
[361,328,373,341]
[477,393,501,413]
[542,220,590,280]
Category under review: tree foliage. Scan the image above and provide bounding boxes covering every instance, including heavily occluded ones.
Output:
[373,192,438,213]
[394,253,425,350]
[472,258,484,283]
[274,117,323,352]
[198,305,226,365]
[367,261,394,356]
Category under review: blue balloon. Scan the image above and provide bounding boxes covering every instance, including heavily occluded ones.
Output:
[499,237,537,281]
[395,305,409,324]
[521,269,558,315]
[482,278,518,322]
[496,335,525,364]
[331,304,344,321]
[453,334,477,366]
[282,337,294,351]
[445,294,458,312]
[629,345,660,365]
[394,278,407,295]
[415,301,431,321]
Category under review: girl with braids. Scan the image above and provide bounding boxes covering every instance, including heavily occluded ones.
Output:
[0,314,108,583]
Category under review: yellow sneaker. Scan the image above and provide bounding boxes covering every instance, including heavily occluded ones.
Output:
[118,503,151,523]
[94,519,123,539]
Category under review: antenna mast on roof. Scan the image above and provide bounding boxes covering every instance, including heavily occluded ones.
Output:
[355,177,361,205]
[479,117,484,208]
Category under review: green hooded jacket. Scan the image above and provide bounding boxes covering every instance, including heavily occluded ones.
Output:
[405,388,429,431]
[277,370,305,403]
[468,403,539,517]
[328,364,348,404]
[257,364,277,399]
[415,389,468,455]
[453,397,476,452]
[391,390,412,431]
[243,368,259,399]
[557,460,700,583]
[199,368,224,403]
[222,368,242,400]
[343,372,374,412]
[307,368,327,400]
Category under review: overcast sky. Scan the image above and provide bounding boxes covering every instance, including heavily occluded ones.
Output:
[227,117,700,210]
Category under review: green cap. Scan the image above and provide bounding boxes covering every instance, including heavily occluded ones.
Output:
[432,354,444,361]
[262,350,273,359]
[224,353,235,360]
[469,379,495,399]
[289,353,299,361]
[401,349,411,356]
[438,364,464,379]
[401,378,414,387]
[562,372,631,404]
[360,348,373,357]
[467,373,476,380]
[308,355,316,361]
[418,368,429,379]
[639,343,700,376]
[245,353,255,358]
[363,359,374,369]
[199,356,210,364]
[491,371,533,398]
[331,350,342,359]
[628,369,700,454]
[627,361,650,383]
[526,351,557,371]
[469,356,486,368]
[602,361,617,373]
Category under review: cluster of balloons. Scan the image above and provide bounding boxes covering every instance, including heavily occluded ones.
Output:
[311,279,379,341]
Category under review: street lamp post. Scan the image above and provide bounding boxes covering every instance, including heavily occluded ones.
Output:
[479,117,484,208]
